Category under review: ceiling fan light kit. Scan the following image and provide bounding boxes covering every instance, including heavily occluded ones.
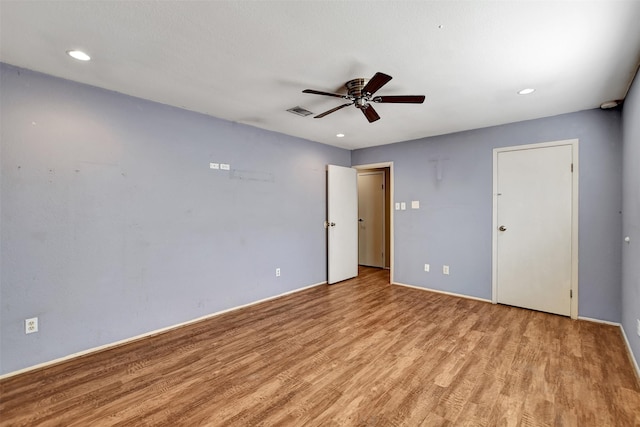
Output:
[303,72,425,123]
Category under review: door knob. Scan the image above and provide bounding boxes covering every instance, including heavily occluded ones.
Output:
[499,225,507,231]
[358,218,364,222]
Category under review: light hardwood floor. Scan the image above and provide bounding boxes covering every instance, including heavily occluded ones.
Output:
[1,267,639,426]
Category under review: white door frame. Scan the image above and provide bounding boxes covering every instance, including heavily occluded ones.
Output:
[353,162,394,283]
[492,139,579,319]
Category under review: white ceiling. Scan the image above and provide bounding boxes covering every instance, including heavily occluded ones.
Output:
[1,1,640,150]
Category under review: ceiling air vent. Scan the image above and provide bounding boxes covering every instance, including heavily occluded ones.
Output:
[287,106,313,117]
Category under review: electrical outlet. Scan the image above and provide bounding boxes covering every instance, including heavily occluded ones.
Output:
[443,265,450,275]
[25,317,38,334]
[209,162,219,169]
[275,268,281,277]
[424,263,430,272]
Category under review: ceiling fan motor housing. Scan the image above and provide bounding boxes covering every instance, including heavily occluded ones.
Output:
[346,78,370,108]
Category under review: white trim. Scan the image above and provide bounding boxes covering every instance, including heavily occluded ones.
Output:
[577,316,621,327]
[492,149,499,303]
[353,162,394,283]
[492,139,579,319]
[620,324,640,382]
[571,141,580,319]
[0,281,327,380]
[393,282,492,303]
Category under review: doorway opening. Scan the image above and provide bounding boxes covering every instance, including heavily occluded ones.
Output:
[354,162,393,284]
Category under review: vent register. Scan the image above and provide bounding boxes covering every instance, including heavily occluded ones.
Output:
[287,106,313,117]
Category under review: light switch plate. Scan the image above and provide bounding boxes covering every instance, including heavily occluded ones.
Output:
[220,163,230,170]
[400,202,406,210]
[411,200,420,209]
[395,203,400,210]
[209,163,219,169]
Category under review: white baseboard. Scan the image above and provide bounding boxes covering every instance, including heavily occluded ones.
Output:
[577,316,621,326]
[392,282,492,303]
[577,316,640,382]
[0,280,327,380]
[620,323,640,382]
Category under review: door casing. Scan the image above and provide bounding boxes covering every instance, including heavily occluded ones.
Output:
[491,139,579,319]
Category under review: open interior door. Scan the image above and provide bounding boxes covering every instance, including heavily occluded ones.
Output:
[327,165,358,284]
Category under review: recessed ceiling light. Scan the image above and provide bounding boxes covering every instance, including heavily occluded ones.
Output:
[518,88,535,95]
[67,50,91,61]
[336,133,345,138]
[600,100,621,109]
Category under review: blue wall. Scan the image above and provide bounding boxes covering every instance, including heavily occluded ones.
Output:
[352,109,623,322]
[621,68,640,368]
[0,61,632,376]
[0,64,350,374]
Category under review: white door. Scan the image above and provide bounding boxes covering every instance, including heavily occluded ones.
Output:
[495,144,574,316]
[327,165,358,284]
[358,171,385,267]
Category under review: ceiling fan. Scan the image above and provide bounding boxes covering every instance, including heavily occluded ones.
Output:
[302,72,425,123]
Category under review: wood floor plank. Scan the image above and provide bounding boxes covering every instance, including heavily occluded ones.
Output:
[1,266,639,426]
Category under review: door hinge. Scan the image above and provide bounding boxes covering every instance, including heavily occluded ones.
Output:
[571,163,573,173]
[570,289,573,298]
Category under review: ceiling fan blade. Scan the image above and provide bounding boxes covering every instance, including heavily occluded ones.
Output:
[373,95,426,104]
[314,102,353,118]
[362,72,392,96]
[361,104,381,123]
[303,89,348,99]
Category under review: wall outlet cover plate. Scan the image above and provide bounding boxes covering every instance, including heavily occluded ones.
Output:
[25,317,38,334]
